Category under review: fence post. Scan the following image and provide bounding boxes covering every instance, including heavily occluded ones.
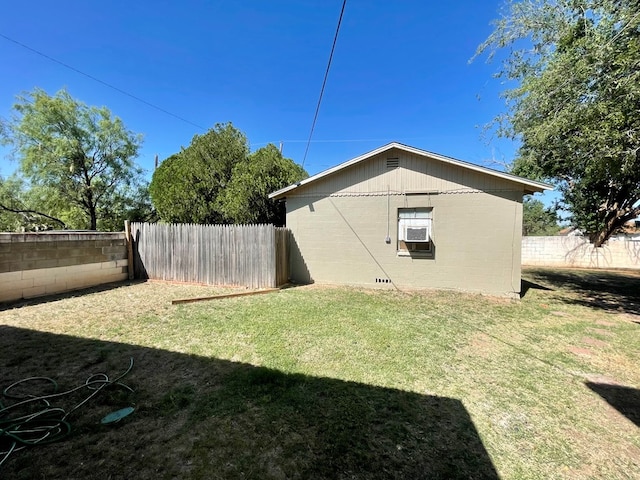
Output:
[124,220,135,280]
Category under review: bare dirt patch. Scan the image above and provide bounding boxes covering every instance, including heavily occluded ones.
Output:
[568,346,593,357]
[626,445,640,464]
[581,337,608,348]
[621,313,640,323]
[460,333,498,359]
[595,319,617,327]
[582,374,620,385]
[588,328,613,337]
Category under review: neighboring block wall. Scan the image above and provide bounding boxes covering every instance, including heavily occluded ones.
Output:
[0,232,128,303]
[522,236,640,269]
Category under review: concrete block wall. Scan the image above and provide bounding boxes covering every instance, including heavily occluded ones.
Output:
[287,191,524,299]
[522,236,640,269]
[0,232,128,303]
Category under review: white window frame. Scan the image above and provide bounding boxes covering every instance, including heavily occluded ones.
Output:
[397,208,433,256]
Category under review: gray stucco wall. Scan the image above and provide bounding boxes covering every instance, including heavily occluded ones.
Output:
[286,191,523,298]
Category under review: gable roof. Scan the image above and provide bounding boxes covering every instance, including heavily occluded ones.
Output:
[269,142,552,199]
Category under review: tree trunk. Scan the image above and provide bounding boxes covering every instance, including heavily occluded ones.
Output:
[89,207,97,230]
[591,230,610,248]
[590,209,634,247]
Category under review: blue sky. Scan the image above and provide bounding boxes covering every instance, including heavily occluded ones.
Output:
[0,0,554,203]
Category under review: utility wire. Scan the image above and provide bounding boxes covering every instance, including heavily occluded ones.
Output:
[0,32,206,131]
[301,0,347,168]
[602,9,640,49]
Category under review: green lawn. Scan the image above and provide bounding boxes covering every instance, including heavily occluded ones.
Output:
[1,268,639,479]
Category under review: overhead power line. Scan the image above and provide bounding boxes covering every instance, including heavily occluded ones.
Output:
[603,9,640,49]
[301,0,347,168]
[0,32,206,131]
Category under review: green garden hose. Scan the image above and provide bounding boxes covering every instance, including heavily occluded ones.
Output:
[0,358,134,467]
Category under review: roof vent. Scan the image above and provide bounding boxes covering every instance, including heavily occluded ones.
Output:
[386,158,399,169]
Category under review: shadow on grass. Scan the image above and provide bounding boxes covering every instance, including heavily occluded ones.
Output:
[585,382,640,427]
[0,280,143,312]
[520,279,553,298]
[0,326,498,480]
[522,268,640,314]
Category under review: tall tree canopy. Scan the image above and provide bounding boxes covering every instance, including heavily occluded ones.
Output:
[150,123,249,224]
[150,123,307,225]
[477,0,640,246]
[220,144,308,225]
[522,197,561,235]
[1,88,148,230]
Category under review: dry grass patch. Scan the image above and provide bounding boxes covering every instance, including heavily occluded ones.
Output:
[0,281,238,342]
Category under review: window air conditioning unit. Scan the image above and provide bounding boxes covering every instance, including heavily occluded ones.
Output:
[404,226,429,242]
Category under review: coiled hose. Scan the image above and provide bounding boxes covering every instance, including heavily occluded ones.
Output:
[0,357,134,467]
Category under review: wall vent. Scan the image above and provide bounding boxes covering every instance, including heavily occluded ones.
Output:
[386,158,399,169]
[375,278,391,283]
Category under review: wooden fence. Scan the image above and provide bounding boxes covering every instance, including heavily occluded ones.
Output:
[131,223,289,288]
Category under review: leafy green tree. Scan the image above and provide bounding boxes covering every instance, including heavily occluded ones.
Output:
[0,175,67,231]
[1,88,145,230]
[148,154,197,223]
[477,0,640,246]
[522,197,560,236]
[149,123,249,223]
[219,144,308,225]
[98,183,158,231]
